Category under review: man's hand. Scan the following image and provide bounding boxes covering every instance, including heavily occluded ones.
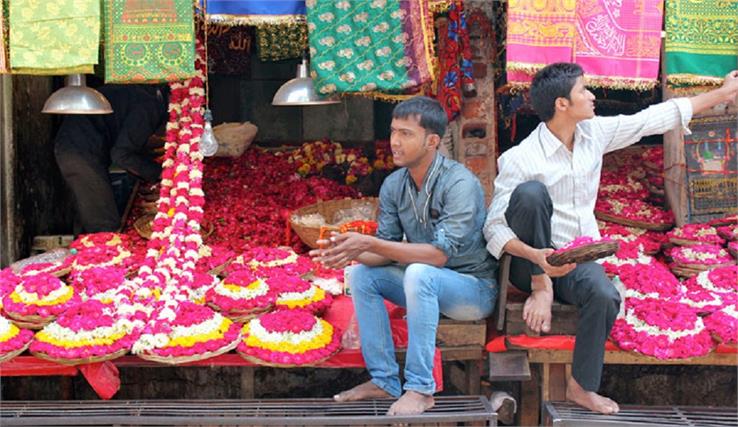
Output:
[309,232,373,269]
[723,70,738,103]
[528,248,576,278]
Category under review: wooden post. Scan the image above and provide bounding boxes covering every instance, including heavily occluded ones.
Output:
[520,363,541,426]
[240,367,255,399]
[0,75,15,268]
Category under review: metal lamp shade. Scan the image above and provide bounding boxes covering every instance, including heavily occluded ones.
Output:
[272,59,340,106]
[42,74,113,114]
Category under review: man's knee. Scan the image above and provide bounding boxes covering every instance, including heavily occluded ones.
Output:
[510,181,551,213]
[403,263,438,298]
[579,263,621,314]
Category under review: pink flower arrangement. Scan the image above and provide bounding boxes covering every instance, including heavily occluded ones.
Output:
[2,273,80,319]
[269,272,333,314]
[69,233,131,251]
[717,225,737,241]
[70,245,133,272]
[598,171,648,199]
[68,267,127,301]
[19,262,70,277]
[617,263,684,301]
[667,224,724,246]
[30,299,142,361]
[669,244,733,266]
[195,245,235,274]
[599,223,662,255]
[601,244,654,277]
[595,198,674,225]
[703,304,738,344]
[0,268,21,297]
[0,315,34,355]
[611,298,714,359]
[206,269,276,314]
[708,214,738,227]
[238,309,341,366]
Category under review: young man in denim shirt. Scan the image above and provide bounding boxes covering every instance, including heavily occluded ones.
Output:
[311,96,498,415]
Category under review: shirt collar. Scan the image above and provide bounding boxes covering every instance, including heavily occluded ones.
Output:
[405,152,443,191]
[538,122,592,158]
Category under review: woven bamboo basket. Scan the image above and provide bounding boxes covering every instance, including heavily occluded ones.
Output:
[134,215,215,240]
[31,348,128,366]
[0,340,31,364]
[237,348,340,368]
[206,303,272,323]
[595,211,673,231]
[137,337,241,365]
[728,246,738,260]
[6,313,54,330]
[718,228,737,241]
[547,241,619,266]
[669,237,712,247]
[290,198,379,249]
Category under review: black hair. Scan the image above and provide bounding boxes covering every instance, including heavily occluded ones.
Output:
[392,96,448,138]
[530,63,584,122]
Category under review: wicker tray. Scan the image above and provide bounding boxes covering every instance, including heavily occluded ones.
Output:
[31,348,129,366]
[6,313,54,330]
[237,348,340,368]
[669,237,711,247]
[0,340,31,364]
[137,337,240,365]
[670,264,707,278]
[134,215,215,240]
[718,229,737,241]
[595,211,673,231]
[728,246,738,260]
[206,303,272,323]
[290,198,379,249]
[547,241,619,266]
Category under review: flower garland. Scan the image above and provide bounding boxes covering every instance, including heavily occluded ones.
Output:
[703,304,738,344]
[0,314,34,361]
[206,269,276,316]
[611,298,714,359]
[667,224,724,246]
[238,309,341,366]
[30,300,142,363]
[669,244,733,267]
[2,273,79,325]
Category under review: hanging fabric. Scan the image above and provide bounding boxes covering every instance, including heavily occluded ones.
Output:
[9,0,100,75]
[665,0,738,87]
[256,22,308,62]
[574,0,663,90]
[207,25,253,75]
[306,0,436,99]
[103,0,196,83]
[206,0,305,25]
[435,0,475,121]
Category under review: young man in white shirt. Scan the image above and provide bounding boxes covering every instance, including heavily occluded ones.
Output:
[484,62,738,414]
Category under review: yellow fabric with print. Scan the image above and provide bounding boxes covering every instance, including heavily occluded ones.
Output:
[9,0,100,75]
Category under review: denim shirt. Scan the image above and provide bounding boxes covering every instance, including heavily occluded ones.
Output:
[376,153,498,280]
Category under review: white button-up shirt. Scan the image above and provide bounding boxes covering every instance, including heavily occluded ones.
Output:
[484,98,693,259]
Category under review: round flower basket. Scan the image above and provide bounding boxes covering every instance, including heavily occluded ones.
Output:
[207,304,272,323]
[0,340,32,364]
[5,313,54,330]
[547,241,619,266]
[594,211,673,231]
[290,198,379,249]
[728,243,738,260]
[134,214,215,240]
[137,339,240,365]
[669,237,709,247]
[239,349,340,368]
[30,348,129,366]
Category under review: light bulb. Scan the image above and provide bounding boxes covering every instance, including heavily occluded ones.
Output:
[201,109,218,157]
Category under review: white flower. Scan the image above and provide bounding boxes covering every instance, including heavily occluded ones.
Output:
[375,47,391,57]
[353,12,368,23]
[337,25,351,34]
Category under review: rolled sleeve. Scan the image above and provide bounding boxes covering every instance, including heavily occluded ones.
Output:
[483,153,522,259]
[375,176,403,242]
[429,175,484,258]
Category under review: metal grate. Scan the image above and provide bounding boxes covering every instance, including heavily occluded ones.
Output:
[0,396,497,426]
[544,401,738,427]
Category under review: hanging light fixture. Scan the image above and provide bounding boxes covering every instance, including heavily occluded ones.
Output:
[272,53,340,106]
[42,74,113,114]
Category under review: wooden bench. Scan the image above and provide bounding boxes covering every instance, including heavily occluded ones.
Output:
[542,401,738,426]
[0,396,498,426]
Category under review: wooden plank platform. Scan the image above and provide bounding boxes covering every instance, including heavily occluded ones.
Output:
[0,396,498,426]
[543,401,738,427]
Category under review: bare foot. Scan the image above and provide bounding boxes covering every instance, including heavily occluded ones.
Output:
[523,280,553,333]
[386,391,435,416]
[566,376,619,414]
[333,381,392,402]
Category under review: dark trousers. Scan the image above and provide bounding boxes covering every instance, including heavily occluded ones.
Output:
[55,148,120,233]
[505,181,621,392]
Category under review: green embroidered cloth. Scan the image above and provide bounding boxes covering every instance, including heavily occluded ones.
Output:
[256,22,308,62]
[9,0,99,75]
[104,0,195,83]
[306,0,435,96]
[665,0,738,86]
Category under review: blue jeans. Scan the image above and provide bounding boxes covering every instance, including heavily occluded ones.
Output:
[346,263,498,397]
